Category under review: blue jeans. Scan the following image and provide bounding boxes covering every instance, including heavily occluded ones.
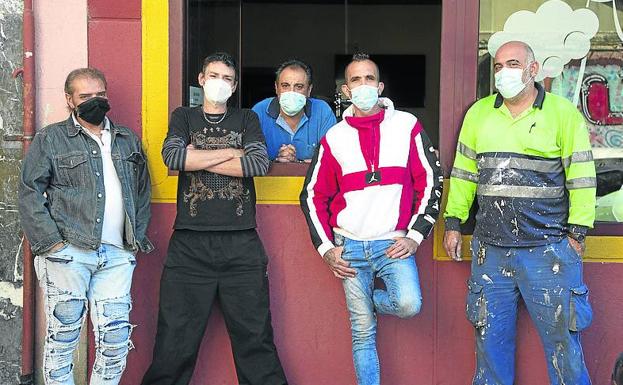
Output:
[35,243,136,385]
[340,237,422,385]
[467,237,592,385]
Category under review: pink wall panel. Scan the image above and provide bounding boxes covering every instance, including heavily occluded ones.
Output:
[34,0,88,128]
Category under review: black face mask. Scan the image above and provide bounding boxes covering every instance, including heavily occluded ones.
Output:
[75,97,110,125]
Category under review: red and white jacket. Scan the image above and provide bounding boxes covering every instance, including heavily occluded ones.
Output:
[300,98,443,257]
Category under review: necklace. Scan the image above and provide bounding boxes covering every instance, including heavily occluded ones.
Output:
[203,108,227,125]
[363,123,381,184]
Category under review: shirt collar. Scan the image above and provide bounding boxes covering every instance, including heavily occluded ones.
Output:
[267,96,313,119]
[494,82,546,109]
[276,113,309,136]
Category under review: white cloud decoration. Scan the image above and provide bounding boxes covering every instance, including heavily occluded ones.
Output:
[488,0,599,81]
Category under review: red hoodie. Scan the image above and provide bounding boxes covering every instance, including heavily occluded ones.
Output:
[300,98,443,256]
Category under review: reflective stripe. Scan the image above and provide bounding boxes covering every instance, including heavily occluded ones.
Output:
[457,142,477,160]
[451,167,479,183]
[478,156,563,173]
[566,177,597,190]
[562,151,593,168]
[477,184,565,198]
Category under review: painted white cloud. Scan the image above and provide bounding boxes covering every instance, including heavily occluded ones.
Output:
[488,0,599,81]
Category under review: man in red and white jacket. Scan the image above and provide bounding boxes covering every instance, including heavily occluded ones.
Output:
[300,53,442,385]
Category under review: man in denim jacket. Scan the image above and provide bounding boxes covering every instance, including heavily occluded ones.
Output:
[19,68,153,385]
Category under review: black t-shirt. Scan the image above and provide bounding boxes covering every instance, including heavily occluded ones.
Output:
[166,106,265,231]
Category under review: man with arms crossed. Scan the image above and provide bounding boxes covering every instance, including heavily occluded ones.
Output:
[141,52,287,385]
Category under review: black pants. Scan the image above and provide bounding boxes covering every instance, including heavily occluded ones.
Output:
[141,229,287,385]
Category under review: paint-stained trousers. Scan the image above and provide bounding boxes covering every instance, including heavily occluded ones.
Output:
[466,237,593,385]
[141,229,287,385]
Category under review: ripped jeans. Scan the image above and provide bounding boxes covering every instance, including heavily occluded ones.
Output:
[340,236,422,385]
[35,243,136,385]
[466,237,592,385]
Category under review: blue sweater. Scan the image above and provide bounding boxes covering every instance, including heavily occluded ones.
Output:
[252,97,336,160]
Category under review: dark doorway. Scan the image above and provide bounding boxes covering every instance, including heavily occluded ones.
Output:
[185,0,442,145]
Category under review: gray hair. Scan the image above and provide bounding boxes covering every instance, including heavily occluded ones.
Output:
[64,68,107,94]
[275,59,313,86]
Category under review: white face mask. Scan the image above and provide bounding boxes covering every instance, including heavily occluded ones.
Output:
[494,66,532,99]
[350,85,379,111]
[203,78,233,105]
[279,91,307,116]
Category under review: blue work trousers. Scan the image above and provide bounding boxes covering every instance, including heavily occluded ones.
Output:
[467,237,592,385]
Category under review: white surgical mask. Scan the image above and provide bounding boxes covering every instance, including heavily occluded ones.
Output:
[494,66,532,99]
[350,85,379,111]
[279,91,307,116]
[203,78,233,105]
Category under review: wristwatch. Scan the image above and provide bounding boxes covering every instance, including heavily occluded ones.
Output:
[568,225,587,243]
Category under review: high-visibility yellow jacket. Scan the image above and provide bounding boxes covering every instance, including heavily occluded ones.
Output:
[444,83,596,247]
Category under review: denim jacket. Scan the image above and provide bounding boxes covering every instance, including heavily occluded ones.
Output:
[19,116,154,255]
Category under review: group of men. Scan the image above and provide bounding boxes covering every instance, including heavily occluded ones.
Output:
[19,40,597,385]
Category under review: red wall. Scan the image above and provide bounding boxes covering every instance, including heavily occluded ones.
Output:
[123,205,623,385]
[85,1,623,384]
[86,0,143,378]
[87,0,142,134]
[128,205,439,385]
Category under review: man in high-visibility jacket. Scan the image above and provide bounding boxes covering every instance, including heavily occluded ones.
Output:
[444,41,596,385]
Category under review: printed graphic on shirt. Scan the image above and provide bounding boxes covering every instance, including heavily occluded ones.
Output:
[183,127,250,217]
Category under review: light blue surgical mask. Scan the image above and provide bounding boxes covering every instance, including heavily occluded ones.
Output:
[279,91,307,116]
[350,85,379,111]
[494,62,534,99]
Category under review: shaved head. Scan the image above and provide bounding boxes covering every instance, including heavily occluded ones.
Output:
[495,41,535,65]
[493,40,540,80]
[344,53,380,83]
